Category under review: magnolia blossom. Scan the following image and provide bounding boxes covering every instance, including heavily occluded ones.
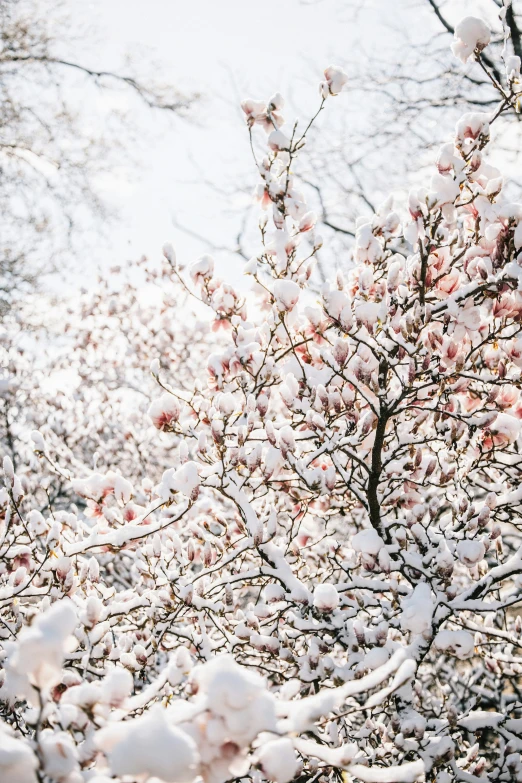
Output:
[400,583,434,636]
[0,722,38,783]
[321,65,348,96]
[455,112,490,146]
[452,16,491,63]
[190,254,215,284]
[158,461,200,501]
[257,739,298,783]
[273,279,300,311]
[456,539,486,567]
[313,583,339,612]
[434,630,475,660]
[148,392,182,430]
[7,599,77,692]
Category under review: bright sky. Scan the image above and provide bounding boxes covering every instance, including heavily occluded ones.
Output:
[63,0,491,281]
[62,0,402,277]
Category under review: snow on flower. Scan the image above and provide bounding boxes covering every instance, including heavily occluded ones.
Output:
[216,391,236,416]
[273,279,300,311]
[191,655,277,738]
[400,583,434,636]
[148,392,182,431]
[97,707,199,783]
[452,17,491,63]
[158,461,201,501]
[456,539,486,567]
[268,130,290,151]
[313,583,339,612]
[257,738,298,783]
[0,720,38,783]
[321,65,348,96]
[434,630,475,659]
[352,528,384,556]
[71,471,133,504]
[5,599,77,693]
[455,112,490,147]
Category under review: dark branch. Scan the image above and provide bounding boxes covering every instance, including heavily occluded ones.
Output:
[2,55,193,113]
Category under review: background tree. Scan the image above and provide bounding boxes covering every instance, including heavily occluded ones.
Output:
[0,255,213,500]
[0,0,194,314]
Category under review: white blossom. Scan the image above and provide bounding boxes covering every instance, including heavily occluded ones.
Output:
[452,17,491,63]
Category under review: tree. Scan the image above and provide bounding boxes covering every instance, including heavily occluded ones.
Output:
[1,13,522,783]
[300,0,522,268]
[0,0,193,314]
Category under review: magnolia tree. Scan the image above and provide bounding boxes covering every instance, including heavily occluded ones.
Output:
[2,14,522,783]
[298,0,522,272]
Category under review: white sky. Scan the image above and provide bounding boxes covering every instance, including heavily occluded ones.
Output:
[62,0,400,277]
[60,0,491,282]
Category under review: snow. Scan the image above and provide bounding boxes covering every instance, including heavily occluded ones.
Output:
[347,760,425,782]
[264,583,285,603]
[458,711,503,732]
[313,583,339,612]
[363,658,417,710]
[452,17,491,63]
[285,649,410,732]
[352,528,384,556]
[113,474,133,505]
[30,430,46,452]
[363,646,390,670]
[506,55,521,80]
[455,113,490,144]
[294,738,358,768]
[0,720,38,783]
[323,65,349,96]
[3,455,14,483]
[191,655,277,740]
[268,130,290,151]
[431,172,460,207]
[9,598,77,690]
[40,730,77,780]
[279,425,296,455]
[97,706,199,783]
[456,539,485,567]
[273,280,300,311]
[257,739,298,783]
[158,461,201,501]
[102,667,134,708]
[400,583,434,636]
[148,392,182,430]
[27,509,47,535]
[434,630,474,659]
[72,471,133,503]
[354,300,386,329]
